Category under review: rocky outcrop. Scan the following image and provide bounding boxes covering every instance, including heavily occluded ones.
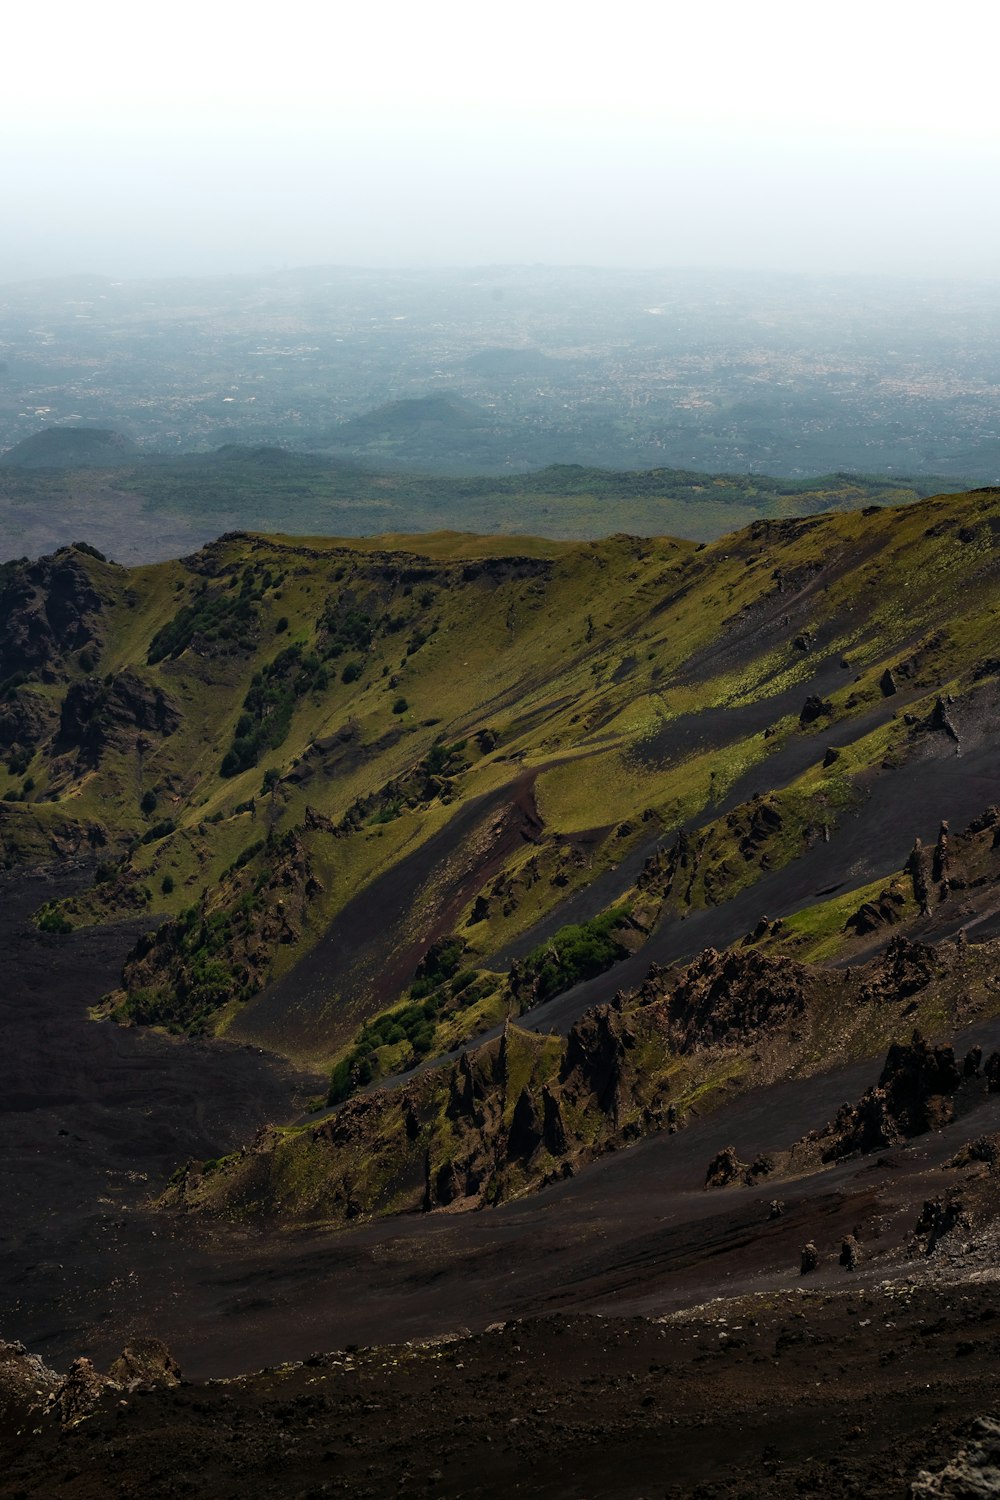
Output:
[0,549,104,684]
[0,548,109,754]
[800,1242,820,1274]
[950,1133,1000,1172]
[0,1340,58,1430]
[46,1357,116,1426]
[907,839,933,915]
[799,694,833,725]
[705,1145,748,1188]
[929,695,961,746]
[109,827,322,1032]
[55,669,182,768]
[803,1032,961,1163]
[911,1416,1000,1499]
[665,946,812,1053]
[106,1337,181,1389]
[2,1336,181,1435]
[845,880,906,935]
[858,936,940,1005]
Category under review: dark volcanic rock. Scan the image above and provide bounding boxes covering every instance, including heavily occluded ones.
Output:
[858,935,940,1005]
[106,1338,181,1389]
[839,1234,861,1270]
[845,880,906,935]
[0,549,108,751]
[665,946,811,1053]
[0,550,104,681]
[46,1357,116,1426]
[911,1416,1000,1499]
[55,668,182,768]
[800,1241,820,1274]
[809,1031,962,1163]
[0,1340,58,1428]
[705,1145,748,1188]
[799,694,833,725]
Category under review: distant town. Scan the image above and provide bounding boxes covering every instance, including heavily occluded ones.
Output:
[1,264,999,482]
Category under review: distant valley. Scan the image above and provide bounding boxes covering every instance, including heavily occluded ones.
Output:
[0,427,953,563]
[2,265,999,483]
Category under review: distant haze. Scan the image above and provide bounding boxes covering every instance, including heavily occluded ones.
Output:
[3,0,999,282]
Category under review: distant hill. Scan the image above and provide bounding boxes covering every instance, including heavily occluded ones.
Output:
[331,394,492,446]
[0,437,960,565]
[0,426,137,469]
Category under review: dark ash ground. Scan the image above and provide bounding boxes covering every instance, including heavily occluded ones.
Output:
[2,869,999,1498]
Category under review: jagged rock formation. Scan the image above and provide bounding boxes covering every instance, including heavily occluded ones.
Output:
[845,880,907,935]
[0,1336,182,1436]
[664,946,816,1053]
[797,1031,962,1164]
[46,1357,117,1426]
[839,1234,861,1270]
[950,1133,1000,1172]
[705,1145,748,1187]
[160,920,998,1229]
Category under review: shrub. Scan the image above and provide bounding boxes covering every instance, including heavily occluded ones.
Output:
[521,909,631,1003]
[140,817,176,845]
[392,696,408,715]
[38,909,73,934]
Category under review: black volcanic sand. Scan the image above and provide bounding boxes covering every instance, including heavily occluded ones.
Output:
[0,867,317,1363]
[5,1286,1000,1499]
[5,864,1000,1396]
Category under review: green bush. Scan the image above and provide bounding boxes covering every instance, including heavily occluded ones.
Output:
[521,909,630,1003]
[37,909,73,934]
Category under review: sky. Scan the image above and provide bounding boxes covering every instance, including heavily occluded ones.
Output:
[3,0,999,282]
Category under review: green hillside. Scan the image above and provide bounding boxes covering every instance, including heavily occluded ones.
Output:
[3,486,999,1125]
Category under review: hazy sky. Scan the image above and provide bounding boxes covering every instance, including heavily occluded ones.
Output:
[4,0,999,282]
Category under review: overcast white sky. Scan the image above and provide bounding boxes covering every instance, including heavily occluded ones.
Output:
[3,0,999,282]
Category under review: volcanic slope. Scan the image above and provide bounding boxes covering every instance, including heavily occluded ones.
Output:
[3,489,1000,1093]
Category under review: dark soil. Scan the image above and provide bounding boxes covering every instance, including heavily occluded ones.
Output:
[0,866,316,1363]
[5,868,1000,1498]
[4,1286,1000,1499]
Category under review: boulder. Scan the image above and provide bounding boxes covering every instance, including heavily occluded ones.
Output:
[107,1337,181,1389]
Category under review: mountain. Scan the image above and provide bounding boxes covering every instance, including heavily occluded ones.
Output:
[4,489,1000,1071]
[4,490,1000,1497]
[0,425,137,469]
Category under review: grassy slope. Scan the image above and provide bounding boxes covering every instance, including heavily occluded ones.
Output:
[3,488,1000,1078]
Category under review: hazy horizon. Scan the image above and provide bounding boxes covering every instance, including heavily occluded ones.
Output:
[3,0,999,285]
